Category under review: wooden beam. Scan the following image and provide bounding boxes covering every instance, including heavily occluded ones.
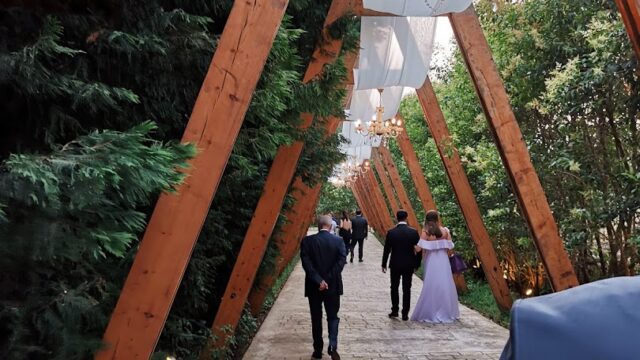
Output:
[449,6,579,291]
[415,78,512,311]
[351,181,374,232]
[246,56,357,316]
[355,175,385,234]
[247,116,344,316]
[354,177,381,234]
[208,143,304,350]
[352,0,396,16]
[363,166,395,232]
[376,146,421,230]
[208,0,355,349]
[395,120,437,212]
[96,0,290,358]
[372,150,402,215]
[350,184,367,221]
[615,0,640,60]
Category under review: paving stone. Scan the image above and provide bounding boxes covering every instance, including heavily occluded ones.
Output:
[243,232,509,359]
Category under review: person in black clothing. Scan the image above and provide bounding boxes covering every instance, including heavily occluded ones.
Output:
[338,210,352,256]
[300,215,347,360]
[381,210,421,320]
[349,209,369,263]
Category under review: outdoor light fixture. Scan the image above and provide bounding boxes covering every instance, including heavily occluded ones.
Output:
[334,157,371,186]
[354,88,403,145]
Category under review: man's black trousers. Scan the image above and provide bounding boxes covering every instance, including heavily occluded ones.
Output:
[390,267,414,316]
[308,293,340,352]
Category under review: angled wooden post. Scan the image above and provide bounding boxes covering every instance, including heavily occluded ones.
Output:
[450,6,579,291]
[96,1,290,358]
[208,0,355,349]
[353,177,378,234]
[376,146,420,230]
[246,73,356,315]
[395,121,437,212]
[415,78,511,310]
[247,114,347,316]
[356,176,385,233]
[355,176,385,235]
[615,0,640,60]
[364,165,395,232]
[372,149,402,215]
[350,184,368,221]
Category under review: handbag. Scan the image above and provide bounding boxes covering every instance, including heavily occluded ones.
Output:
[449,253,468,274]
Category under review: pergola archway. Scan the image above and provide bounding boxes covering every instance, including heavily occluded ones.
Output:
[92,1,640,358]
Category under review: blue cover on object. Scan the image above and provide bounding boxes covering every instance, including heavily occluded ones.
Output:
[500,276,640,360]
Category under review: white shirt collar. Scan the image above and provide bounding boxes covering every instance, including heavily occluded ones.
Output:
[397,221,407,225]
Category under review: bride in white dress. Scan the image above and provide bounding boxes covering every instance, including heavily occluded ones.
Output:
[411,210,460,323]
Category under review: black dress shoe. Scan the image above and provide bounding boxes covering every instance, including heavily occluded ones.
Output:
[328,347,341,360]
[312,350,323,359]
[350,257,353,263]
[388,312,399,318]
[402,314,409,321]
[358,259,363,262]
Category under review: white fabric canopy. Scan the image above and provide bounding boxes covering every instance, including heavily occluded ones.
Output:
[335,1,465,172]
[362,0,472,17]
[354,16,436,90]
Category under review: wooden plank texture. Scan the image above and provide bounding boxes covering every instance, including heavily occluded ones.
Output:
[450,6,579,291]
[96,0,290,358]
[246,114,345,315]
[377,146,421,230]
[208,142,304,350]
[416,78,512,311]
[355,176,385,235]
[395,120,437,212]
[364,166,395,232]
[208,0,355,348]
[372,150,402,215]
[246,61,356,315]
[354,176,381,235]
[615,0,640,60]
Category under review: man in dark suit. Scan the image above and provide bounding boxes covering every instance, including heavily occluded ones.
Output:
[300,215,347,360]
[381,210,421,320]
[349,209,369,263]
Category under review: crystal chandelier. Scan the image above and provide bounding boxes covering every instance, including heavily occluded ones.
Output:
[354,88,403,144]
[335,157,371,186]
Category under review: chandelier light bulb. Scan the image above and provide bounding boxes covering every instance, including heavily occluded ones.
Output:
[391,118,396,124]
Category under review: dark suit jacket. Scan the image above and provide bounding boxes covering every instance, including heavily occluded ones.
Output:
[300,230,347,298]
[350,215,369,240]
[382,223,421,271]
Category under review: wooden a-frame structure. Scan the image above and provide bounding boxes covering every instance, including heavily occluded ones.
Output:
[90,0,640,357]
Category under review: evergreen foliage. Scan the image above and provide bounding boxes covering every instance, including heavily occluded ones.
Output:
[0,123,194,359]
[317,182,357,215]
[1,0,355,358]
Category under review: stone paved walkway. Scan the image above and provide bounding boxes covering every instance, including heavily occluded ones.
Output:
[244,232,508,359]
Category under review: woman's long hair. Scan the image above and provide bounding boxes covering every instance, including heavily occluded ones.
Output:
[341,210,349,221]
[424,210,442,238]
